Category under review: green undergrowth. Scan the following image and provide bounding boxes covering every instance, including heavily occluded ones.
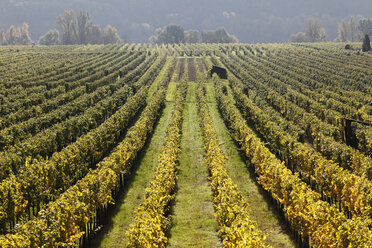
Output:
[205,80,297,248]
[167,82,221,248]
[147,58,172,102]
[92,94,175,248]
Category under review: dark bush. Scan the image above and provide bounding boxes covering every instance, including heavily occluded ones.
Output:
[362,34,371,52]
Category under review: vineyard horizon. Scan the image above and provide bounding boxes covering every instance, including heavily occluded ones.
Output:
[0,42,371,247]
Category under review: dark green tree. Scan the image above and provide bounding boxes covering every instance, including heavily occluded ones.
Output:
[149,24,185,44]
[201,27,238,43]
[362,34,371,52]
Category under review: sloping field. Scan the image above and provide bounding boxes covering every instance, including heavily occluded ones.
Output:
[0,43,371,247]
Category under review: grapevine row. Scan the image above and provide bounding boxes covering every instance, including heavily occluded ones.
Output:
[126,79,187,247]
[218,53,372,177]
[0,52,160,180]
[230,77,372,219]
[0,88,167,247]
[214,77,372,247]
[0,53,169,233]
[197,82,267,247]
[0,53,174,235]
[233,48,372,157]
[237,46,371,120]
[0,48,137,124]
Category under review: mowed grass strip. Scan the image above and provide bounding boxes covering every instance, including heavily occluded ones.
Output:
[92,95,175,248]
[167,82,221,248]
[205,81,297,248]
[147,57,172,102]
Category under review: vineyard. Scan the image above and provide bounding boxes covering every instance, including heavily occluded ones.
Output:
[0,43,371,247]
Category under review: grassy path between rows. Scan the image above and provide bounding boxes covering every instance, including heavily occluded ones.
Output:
[205,81,297,248]
[92,86,175,248]
[147,58,171,102]
[167,82,221,248]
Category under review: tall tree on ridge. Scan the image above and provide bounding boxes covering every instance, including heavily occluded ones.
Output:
[0,30,6,45]
[21,23,32,45]
[358,18,372,36]
[102,25,121,44]
[57,10,78,45]
[349,17,357,42]
[337,19,348,42]
[76,11,91,44]
[305,19,327,42]
[6,25,17,45]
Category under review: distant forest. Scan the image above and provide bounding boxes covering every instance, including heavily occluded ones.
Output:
[0,0,372,43]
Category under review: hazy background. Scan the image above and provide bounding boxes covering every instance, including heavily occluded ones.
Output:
[1,0,371,43]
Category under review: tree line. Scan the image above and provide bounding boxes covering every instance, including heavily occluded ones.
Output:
[0,23,32,45]
[0,10,370,46]
[40,10,121,45]
[0,10,121,46]
[290,17,372,44]
[336,17,372,42]
[149,25,238,44]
